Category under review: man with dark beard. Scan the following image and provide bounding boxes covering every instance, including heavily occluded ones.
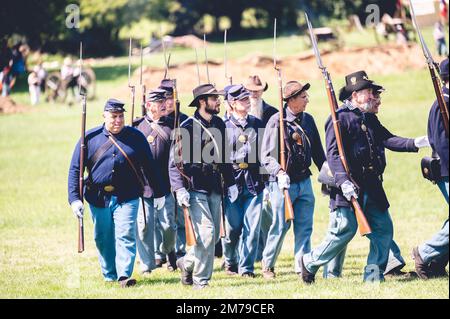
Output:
[169,84,238,289]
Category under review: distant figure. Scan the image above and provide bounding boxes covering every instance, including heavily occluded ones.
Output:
[395,24,408,46]
[0,40,13,96]
[28,65,41,105]
[434,22,448,56]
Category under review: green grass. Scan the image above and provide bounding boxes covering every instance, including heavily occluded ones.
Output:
[1,30,448,298]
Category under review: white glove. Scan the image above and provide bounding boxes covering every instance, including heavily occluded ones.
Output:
[154,196,165,210]
[341,180,358,201]
[71,200,84,219]
[414,136,430,149]
[228,185,239,203]
[176,187,190,207]
[277,172,290,190]
[263,187,270,202]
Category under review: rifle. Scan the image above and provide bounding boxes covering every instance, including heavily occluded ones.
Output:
[128,38,136,125]
[173,79,197,246]
[194,48,201,86]
[305,13,371,236]
[139,44,146,117]
[78,42,86,253]
[161,29,171,80]
[203,34,211,84]
[409,0,449,137]
[273,18,295,223]
[224,29,232,85]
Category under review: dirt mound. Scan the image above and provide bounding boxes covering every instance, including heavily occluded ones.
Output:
[0,96,27,114]
[117,43,427,99]
[172,35,208,49]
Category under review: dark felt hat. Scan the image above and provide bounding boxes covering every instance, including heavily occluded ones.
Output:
[440,58,449,80]
[188,84,224,107]
[338,70,380,102]
[159,79,174,95]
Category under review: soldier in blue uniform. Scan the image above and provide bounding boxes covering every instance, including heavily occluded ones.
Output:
[169,84,238,289]
[222,85,265,277]
[243,75,278,263]
[322,82,429,279]
[68,98,166,287]
[261,81,326,279]
[301,71,423,283]
[413,58,449,279]
[132,89,178,273]
[158,79,189,264]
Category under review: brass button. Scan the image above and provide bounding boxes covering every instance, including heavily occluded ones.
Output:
[238,163,249,170]
[104,185,115,192]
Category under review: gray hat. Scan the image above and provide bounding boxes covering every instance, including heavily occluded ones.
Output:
[227,85,250,102]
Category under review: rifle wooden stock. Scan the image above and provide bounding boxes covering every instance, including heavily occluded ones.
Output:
[183,205,197,246]
[429,66,449,137]
[277,69,295,223]
[305,12,370,236]
[326,77,371,236]
[173,79,197,246]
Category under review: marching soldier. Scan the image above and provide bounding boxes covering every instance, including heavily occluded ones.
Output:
[261,81,326,279]
[68,98,166,287]
[158,79,189,263]
[222,85,265,277]
[300,71,423,283]
[169,83,238,289]
[413,58,449,279]
[322,83,429,279]
[133,89,178,273]
[243,75,278,263]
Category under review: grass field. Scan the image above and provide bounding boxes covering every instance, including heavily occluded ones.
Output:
[0,29,449,299]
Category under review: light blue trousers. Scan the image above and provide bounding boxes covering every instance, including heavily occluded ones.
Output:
[256,186,273,262]
[183,191,222,286]
[175,202,186,257]
[135,197,155,272]
[303,193,394,282]
[89,196,139,281]
[223,186,263,274]
[153,194,176,260]
[262,178,315,272]
[419,178,449,264]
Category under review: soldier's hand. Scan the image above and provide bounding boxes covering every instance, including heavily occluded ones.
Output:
[277,172,290,190]
[228,185,239,203]
[414,136,430,149]
[176,188,190,207]
[341,180,357,201]
[70,200,84,219]
[154,197,165,210]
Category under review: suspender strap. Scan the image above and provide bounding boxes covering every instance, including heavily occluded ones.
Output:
[88,139,114,168]
[108,135,145,190]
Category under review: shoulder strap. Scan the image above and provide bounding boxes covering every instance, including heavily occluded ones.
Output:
[191,116,221,156]
[108,134,145,190]
[88,139,114,168]
[148,120,171,145]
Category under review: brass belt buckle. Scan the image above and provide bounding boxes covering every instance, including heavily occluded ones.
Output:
[238,163,249,170]
[104,185,115,192]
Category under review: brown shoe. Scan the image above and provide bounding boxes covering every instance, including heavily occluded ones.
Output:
[225,264,238,276]
[262,267,276,279]
[412,247,430,280]
[299,256,315,284]
[118,277,137,288]
[384,269,418,279]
